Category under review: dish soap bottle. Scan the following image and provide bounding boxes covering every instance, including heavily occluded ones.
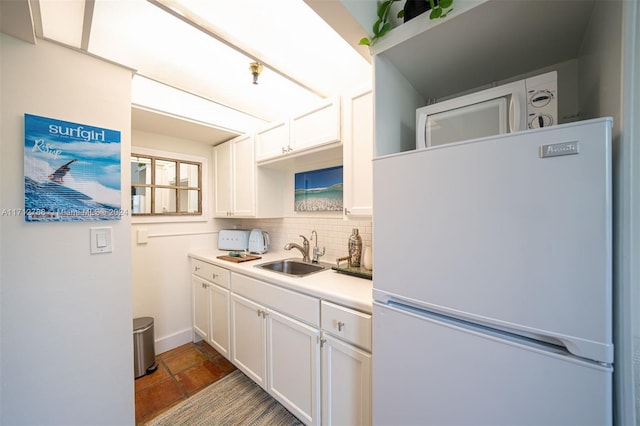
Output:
[348,228,362,267]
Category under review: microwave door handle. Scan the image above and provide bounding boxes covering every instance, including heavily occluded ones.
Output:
[509,94,522,133]
[417,112,428,149]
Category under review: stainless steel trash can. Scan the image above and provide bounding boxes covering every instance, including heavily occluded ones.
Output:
[133,317,158,378]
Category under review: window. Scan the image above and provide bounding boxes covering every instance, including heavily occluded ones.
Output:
[131,153,202,216]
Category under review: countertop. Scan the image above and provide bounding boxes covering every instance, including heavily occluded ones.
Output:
[189,248,374,314]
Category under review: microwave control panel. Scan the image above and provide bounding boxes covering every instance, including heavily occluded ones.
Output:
[525,72,557,129]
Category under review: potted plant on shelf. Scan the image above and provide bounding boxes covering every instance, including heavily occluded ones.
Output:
[359,0,454,47]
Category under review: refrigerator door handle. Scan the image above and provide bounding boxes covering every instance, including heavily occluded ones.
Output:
[384,298,613,365]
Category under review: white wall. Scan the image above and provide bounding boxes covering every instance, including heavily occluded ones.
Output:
[131,130,217,354]
[577,1,638,423]
[617,1,640,423]
[0,35,134,425]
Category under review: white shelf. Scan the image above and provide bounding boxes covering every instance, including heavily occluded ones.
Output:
[372,0,596,101]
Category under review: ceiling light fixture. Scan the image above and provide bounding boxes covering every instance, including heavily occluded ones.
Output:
[249,61,263,85]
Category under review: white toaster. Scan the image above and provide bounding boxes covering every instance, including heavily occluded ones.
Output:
[217,229,250,251]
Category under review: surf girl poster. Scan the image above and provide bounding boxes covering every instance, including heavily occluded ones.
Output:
[24,113,122,222]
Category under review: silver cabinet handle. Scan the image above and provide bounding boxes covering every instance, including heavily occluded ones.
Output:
[337,321,345,332]
[212,273,218,279]
[194,266,200,272]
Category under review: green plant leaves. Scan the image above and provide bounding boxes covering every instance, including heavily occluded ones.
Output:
[429,0,454,20]
[379,22,392,37]
[377,0,395,20]
[360,0,455,47]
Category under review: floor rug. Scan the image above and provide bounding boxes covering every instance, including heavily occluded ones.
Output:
[145,370,303,425]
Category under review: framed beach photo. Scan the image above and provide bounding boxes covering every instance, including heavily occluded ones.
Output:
[294,166,343,212]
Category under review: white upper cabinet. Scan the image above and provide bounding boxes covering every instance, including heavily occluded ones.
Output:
[290,97,341,152]
[213,140,233,217]
[255,120,289,162]
[214,134,255,217]
[214,134,284,218]
[368,0,599,156]
[231,134,256,216]
[255,97,341,164]
[343,87,373,217]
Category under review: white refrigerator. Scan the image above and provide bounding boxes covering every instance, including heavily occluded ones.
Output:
[372,118,613,425]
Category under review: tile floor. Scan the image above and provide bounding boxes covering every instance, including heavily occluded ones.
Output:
[134,341,237,425]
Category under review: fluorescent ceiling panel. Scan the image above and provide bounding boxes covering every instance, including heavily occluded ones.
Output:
[159,0,372,97]
[39,0,85,48]
[89,0,323,122]
[131,75,267,134]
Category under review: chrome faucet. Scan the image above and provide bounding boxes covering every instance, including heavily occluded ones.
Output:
[284,235,310,263]
[310,230,325,264]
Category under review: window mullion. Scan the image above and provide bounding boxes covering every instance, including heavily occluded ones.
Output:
[131,153,202,217]
[150,157,156,215]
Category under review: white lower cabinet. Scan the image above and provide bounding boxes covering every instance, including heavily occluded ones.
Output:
[190,259,371,426]
[321,334,372,426]
[231,273,321,425]
[267,309,321,426]
[321,300,372,425]
[191,259,231,358]
[230,293,267,387]
[192,276,211,340]
[208,283,230,358]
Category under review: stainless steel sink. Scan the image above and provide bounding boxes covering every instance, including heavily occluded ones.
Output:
[256,258,329,277]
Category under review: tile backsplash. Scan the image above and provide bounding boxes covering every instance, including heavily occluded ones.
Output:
[217,217,372,264]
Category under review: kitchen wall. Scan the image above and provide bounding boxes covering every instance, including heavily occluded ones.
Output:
[130,125,373,355]
[0,35,134,424]
[218,217,373,262]
[131,129,217,354]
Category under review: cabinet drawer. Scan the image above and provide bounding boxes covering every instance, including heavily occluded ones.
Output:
[231,272,320,327]
[191,259,230,289]
[321,301,371,351]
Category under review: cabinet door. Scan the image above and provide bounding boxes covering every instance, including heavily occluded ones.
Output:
[322,334,372,426]
[213,142,232,217]
[209,283,230,359]
[267,309,321,426]
[230,294,267,388]
[192,276,210,341]
[256,120,289,162]
[343,88,373,217]
[231,134,256,217]
[290,97,340,152]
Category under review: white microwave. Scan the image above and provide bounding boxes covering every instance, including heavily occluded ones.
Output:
[416,71,557,149]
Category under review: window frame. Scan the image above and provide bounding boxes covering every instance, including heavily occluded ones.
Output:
[131,147,208,223]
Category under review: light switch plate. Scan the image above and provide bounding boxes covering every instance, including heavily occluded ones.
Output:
[90,227,112,254]
[137,228,149,244]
